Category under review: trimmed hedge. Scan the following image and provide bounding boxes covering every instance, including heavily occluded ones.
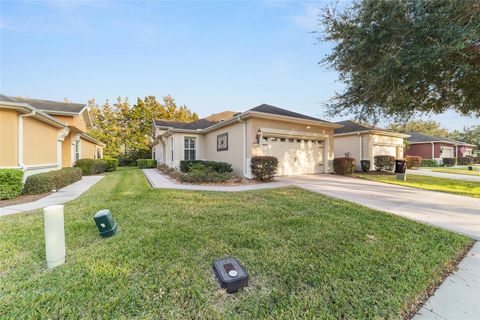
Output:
[442,158,456,167]
[23,174,55,195]
[180,160,233,173]
[23,168,82,195]
[360,160,371,172]
[334,157,356,175]
[0,169,23,200]
[457,157,473,165]
[405,156,422,169]
[180,164,233,183]
[374,155,395,172]
[250,156,278,181]
[421,159,439,167]
[48,168,82,189]
[137,159,157,169]
[104,157,119,172]
[75,159,108,175]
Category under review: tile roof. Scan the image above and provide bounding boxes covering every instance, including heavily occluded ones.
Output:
[0,94,85,114]
[249,104,328,122]
[405,132,474,146]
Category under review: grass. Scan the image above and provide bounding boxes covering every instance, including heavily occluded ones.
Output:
[0,168,472,319]
[353,172,480,198]
[419,166,480,176]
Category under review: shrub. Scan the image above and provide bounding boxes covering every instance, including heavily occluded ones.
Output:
[118,149,151,166]
[333,157,356,175]
[421,159,439,167]
[457,157,473,165]
[23,174,55,195]
[360,160,371,172]
[157,163,170,172]
[22,168,82,195]
[75,159,108,175]
[374,155,395,172]
[0,169,23,200]
[104,157,119,172]
[405,156,422,169]
[47,168,82,189]
[442,158,456,167]
[250,156,278,181]
[473,156,480,164]
[180,164,233,183]
[137,159,157,169]
[179,160,233,173]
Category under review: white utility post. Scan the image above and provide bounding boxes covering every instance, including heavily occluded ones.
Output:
[44,205,66,269]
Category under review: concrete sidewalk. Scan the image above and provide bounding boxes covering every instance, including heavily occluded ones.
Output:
[413,242,480,320]
[407,169,480,182]
[142,169,288,192]
[0,176,104,217]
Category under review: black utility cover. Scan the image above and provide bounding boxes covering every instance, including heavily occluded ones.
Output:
[212,257,248,293]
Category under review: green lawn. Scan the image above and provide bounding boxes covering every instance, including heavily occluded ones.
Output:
[0,168,472,319]
[354,172,480,198]
[420,166,480,176]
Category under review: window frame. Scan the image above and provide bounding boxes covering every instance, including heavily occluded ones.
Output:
[184,136,196,161]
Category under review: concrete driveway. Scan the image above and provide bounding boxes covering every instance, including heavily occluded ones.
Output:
[279,174,480,240]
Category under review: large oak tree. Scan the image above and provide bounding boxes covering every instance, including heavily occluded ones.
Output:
[320,0,480,122]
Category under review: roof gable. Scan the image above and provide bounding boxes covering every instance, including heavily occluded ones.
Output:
[249,104,328,122]
[333,120,386,134]
[154,118,218,130]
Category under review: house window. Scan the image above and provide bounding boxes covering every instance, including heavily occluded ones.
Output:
[75,140,80,161]
[184,137,196,160]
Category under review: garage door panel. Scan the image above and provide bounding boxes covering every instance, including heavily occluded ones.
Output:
[372,145,396,157]
[262,138,324,176]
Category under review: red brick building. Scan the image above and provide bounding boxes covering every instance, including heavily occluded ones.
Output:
[405,132,475,162]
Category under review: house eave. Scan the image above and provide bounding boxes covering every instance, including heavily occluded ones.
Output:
[80,133,106,147]
[335,130,410,138]
[408,141,475,147]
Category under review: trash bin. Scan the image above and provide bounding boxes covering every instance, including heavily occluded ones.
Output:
[94,209,117,238]
[395,160,407,174]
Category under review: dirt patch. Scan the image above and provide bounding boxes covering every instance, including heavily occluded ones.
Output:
[0,193,50,208]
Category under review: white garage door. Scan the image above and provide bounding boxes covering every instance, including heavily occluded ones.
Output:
[372,145,397,158]
[261,137,325,175]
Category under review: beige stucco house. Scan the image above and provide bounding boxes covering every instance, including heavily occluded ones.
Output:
[152,104,342,177]
[334,120,410,170]
[0,94,105,178]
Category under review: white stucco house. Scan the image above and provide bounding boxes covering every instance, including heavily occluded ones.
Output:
[151,104,343,177]
[334,120,410,170]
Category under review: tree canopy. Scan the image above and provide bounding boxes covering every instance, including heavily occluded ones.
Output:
[449,125,480,149]
[320,0,480,123]
[88,96,198,157]
[387,119,450,137]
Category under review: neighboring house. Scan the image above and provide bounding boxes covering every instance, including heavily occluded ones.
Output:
[334,120,410,170]
[404,132,475,162]
[0,94,105,178]
[152,104,342,177]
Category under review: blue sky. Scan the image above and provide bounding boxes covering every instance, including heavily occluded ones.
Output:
[0,0,477,130]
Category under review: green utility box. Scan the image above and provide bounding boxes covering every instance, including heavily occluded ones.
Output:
[94,209,118,238]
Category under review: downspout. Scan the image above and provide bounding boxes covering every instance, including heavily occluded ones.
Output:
[431,142,434,160]
[18,110,36,170]
[237,115,247,177]
[359,132,363,170]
